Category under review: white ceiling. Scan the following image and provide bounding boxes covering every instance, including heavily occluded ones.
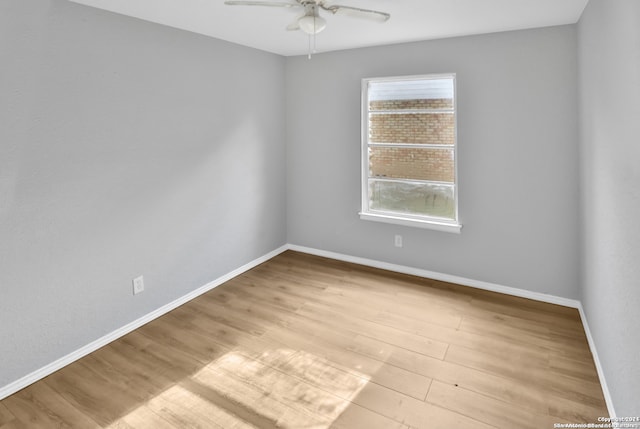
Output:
[68,0,589,57]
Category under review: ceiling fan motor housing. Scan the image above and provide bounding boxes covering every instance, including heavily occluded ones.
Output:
[298,1,326,34]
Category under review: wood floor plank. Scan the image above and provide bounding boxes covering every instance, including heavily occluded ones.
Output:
[42,360,143,426]
[469,297,583,331]
[321,284,467,328]
[444,342,607,411]
[188,295,440,406]
[426,380,557,429]
[329,404,410,429]
[278,350,437,428]
[259,320,432,400]
[549,354,600,383]
[0,403,15,427]
[137,313,231,365]
[0,420,31,429]
[140,384,233,429]
[547,394,608,423]
[295,302,449,359]
[301,292,553,367]
[193,355,342,427]
[343,333,551,414]
[106,405,177,429]
[405,403,499,429]
[458,315,591,355]
[467,308,585,337]
[0,250,608,428]
[445,342,550,382]
[2,382,100,429]
[545,373,608,407]
[372,309,551,363]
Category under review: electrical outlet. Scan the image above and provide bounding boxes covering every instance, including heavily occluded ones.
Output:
[394,234,403,248]
[133,275,144,295]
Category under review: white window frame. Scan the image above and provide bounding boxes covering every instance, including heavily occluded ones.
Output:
[359,73,462,233]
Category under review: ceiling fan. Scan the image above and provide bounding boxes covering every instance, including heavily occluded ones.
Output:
[224,0,390,36]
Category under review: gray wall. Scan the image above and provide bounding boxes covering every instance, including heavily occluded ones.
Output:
[578,0,640,415]
[0,0,286,388]
[286,26,580,299]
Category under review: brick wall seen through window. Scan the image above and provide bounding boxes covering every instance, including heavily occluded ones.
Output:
[361,75,460,230]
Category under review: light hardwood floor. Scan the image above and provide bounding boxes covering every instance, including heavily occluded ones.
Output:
[0,251,608,428]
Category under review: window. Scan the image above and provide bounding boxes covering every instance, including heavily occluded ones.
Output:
[360,74,461,233]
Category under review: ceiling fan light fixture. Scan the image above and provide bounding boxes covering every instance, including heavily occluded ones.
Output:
[298,14,326,34]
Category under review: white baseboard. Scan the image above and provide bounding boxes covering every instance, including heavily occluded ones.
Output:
[0,245,289,401]
[287,244,581,308]
[287,244,616,418]
[577,304,617,418]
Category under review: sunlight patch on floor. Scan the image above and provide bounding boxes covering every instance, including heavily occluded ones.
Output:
[107,348,370,428]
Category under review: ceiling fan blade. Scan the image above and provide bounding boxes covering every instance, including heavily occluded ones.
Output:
[224,1,299,8]
[286,20,300,31]
[322,4,390,22]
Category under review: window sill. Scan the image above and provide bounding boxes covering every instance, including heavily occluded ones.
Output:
[359,212,462,234]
